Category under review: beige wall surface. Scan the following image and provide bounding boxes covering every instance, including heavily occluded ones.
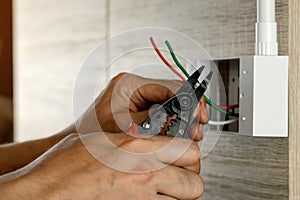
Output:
[14,0,107,140]
[14,0,291,199]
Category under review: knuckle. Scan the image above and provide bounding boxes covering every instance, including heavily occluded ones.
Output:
[114,72,127,79]
[64,132,78,139]
[119,136,147,152]
[111,72,131,83]
[61,133,80,145]
[119,136,135,150]
[140,171,155,184]
[109,73,126,85]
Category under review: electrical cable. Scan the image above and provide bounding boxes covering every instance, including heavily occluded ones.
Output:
[218,104,239,110]
[165,40,191,78]
[164,39,237,116]
[150,37,238,117]
[204,96,236,116]
[149,37,186,81]
[208,118,238,125]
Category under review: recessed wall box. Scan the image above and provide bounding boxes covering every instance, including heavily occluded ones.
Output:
[239,56,288,137]
[212,56,288,137]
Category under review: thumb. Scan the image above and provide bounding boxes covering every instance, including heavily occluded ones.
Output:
[130,79,183,110]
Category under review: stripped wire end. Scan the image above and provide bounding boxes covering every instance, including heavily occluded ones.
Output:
[149,37,186,81]
[165,40,190,78]
[149,37,239,118]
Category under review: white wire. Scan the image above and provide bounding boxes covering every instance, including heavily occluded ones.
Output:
[208,118,238,126]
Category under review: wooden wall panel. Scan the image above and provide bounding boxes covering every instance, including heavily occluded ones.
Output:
[289,0,300,199]
[110,0,288,58]
[200,133,288,200]
[109,0,289,199]
[14,0,294,199]
[13,0,106,141]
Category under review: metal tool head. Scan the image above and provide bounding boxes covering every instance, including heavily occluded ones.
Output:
[138,65,213,138]
[176,66,205,95]
[194,70,213,101]
[176,66,213,102]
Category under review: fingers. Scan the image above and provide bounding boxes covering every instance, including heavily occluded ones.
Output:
[131,91,208,142]
[96,73,183,132]
[188,119,204,142]
[193,97,208,124]
[110,73,183,110]
[153,165,204,200]
[130,78,183,110]
[188,96,208,141]
[197,97,209,124]
[130,110,153,124]
[149,137,200,173]
[130,93,209,142]
[113,134,200,172]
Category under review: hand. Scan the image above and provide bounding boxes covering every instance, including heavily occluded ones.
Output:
[76,73,208,141]
[1,133,204,200]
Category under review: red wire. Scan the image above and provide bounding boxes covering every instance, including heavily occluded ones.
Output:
[150,37,239,111]
[126,38,185,134]
[126,38,238,133]
[150,37,186,81]
[218,104,239,110]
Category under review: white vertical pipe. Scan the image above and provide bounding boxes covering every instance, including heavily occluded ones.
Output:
[258,0,275,22]
[255,0,278,55]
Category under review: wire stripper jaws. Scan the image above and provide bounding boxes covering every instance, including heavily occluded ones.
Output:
[138,66,213,138]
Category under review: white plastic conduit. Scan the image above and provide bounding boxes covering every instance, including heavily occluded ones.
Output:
[255,0,278,55]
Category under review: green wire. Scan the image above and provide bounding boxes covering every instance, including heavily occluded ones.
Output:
[165,40,191,78]
[204,96,234,116]
[165,40,235,116]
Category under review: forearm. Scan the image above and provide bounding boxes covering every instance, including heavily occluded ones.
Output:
[0,124,76,175]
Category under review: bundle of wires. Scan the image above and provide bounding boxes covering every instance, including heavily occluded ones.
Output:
[149,37,239,126]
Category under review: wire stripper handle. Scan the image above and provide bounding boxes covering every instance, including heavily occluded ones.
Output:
[137,66,213,138]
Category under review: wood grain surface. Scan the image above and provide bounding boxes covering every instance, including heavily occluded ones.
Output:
[289,0,300,199]
[14,0,292,199]
[200,132,288,199]
[110,0,288,58]
[109,1,289,199]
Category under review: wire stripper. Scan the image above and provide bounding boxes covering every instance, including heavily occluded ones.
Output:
[137,66,213,138]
